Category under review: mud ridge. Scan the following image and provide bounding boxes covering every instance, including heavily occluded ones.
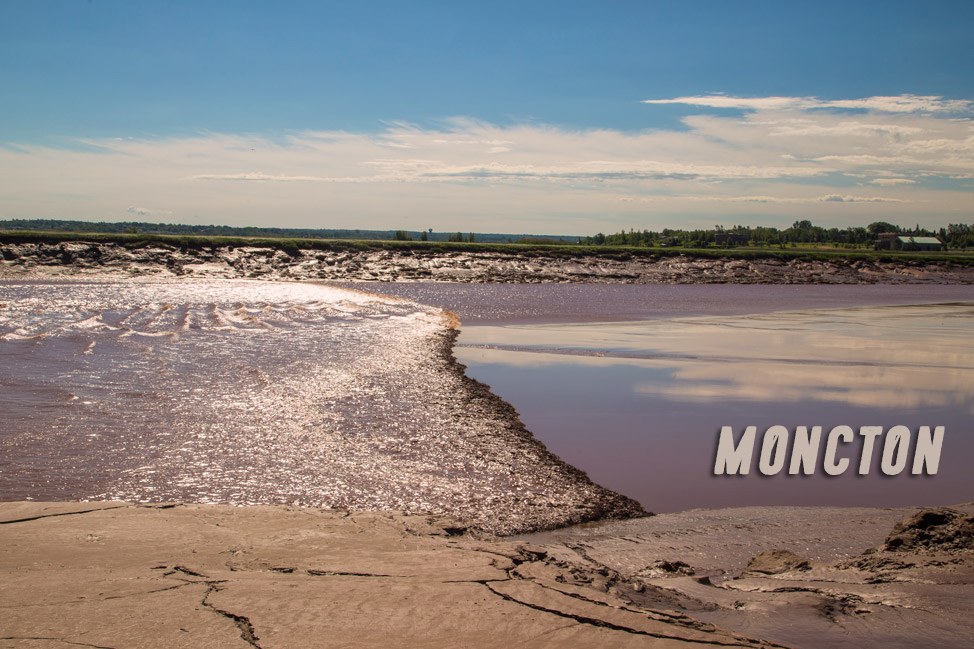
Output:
[438,327,649,532]
[3,241,974,284]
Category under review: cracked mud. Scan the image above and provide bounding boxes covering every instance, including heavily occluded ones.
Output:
[0,503,780,648]
[525,505,974,648]
[3,503,971,647]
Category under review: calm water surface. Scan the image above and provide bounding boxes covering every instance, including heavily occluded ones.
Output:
[362,283,974,512]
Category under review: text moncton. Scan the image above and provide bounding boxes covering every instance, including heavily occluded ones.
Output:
[714,425,944,476]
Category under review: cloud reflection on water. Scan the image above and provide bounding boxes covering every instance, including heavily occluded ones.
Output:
[458,303,974,411]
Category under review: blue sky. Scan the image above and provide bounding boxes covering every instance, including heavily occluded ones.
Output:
[2,1,973,233]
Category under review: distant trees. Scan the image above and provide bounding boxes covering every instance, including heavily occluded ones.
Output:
[582,221,974,249]
[6,217,972,250]
[945,223,974,248]
[867,221,899,235]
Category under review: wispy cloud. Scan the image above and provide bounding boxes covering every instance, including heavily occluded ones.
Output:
[624,194,908,205]
[127,206,171,217]
[817,194,904,203]
[643,94,974,113]
[194,172,334,182]
[869,178,916,186]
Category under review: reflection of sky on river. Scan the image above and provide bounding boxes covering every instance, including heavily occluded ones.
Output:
[455,303,974,512]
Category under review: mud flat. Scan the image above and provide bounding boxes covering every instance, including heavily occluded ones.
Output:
[0,503,772,649]
[2,501,971,648]
[524,504,974,648]
[3,240,974,283]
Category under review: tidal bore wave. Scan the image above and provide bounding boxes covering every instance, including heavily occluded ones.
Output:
[0,279,643,534]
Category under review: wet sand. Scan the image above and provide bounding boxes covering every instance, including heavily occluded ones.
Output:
[522,503,974,649]
[1,501,971,648]
[0,502,775,649]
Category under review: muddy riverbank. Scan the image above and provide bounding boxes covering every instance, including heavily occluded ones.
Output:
[3,240,974,283]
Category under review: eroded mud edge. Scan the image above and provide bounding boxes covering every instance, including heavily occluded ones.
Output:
[3,241,974,284]
[435,325,649,533]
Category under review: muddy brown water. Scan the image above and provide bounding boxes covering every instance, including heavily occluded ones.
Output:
[2,280,972,518]
[351,283,974,512]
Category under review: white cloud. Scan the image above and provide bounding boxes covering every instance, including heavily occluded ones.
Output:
[644,95,811,111]
[764,120,926,138]
[826,96,974,113]
[817,194,904,203]
[193,172,334,182]
[869,178,916,186]
[127,206,171,217]
[1,103,971,232]
[643,94,974,114]
[624,194,910,205]
[412,160,825,182]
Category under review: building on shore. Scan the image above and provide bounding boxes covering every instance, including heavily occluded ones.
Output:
[875,233,944,251]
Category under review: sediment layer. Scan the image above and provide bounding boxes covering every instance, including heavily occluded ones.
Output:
[3,240,974,283]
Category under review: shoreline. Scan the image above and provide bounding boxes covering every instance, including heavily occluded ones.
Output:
[437,326,647,530]
[3,239,974,283]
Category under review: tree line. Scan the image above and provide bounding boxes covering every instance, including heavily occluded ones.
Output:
[584,221,974,249]
[0,219,573,245]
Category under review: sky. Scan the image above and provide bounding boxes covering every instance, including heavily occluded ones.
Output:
[1,0,973,235]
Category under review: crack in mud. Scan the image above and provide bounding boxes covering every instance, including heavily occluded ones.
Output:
[306,569,398,578]
[527,576,713,629]
[0,582,198,610]
[479,581,782,647]
[100,582,198,602]
[0,505,130,525]
[159,566,262,649]
[201,583,263,649]
[0,638,117,649]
